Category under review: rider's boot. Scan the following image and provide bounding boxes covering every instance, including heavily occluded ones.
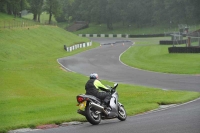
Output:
[102,102,111,115]
[101,102,107,109]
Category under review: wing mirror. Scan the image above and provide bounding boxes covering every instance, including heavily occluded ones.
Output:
[114,83,118,88]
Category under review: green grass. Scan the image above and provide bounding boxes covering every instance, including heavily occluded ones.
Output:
[0,13,39,29]
[73,23,200,35]
[74,23,167,34]
[119,84,200,115]
[57,22,70,29]
[0,13,200,133]
[121,37,200,74]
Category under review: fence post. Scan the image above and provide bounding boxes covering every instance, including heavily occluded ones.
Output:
[188,37,191,47]
[198,32,200,47]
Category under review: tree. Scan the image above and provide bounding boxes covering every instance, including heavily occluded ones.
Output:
[55,0,74,22]
[44,0,62,24]
[52,0,200,30]
[0,0,29,17]
[29,0,43,22]
[105,0,117,30]
[190,0,200,23]
[19,0,29,17]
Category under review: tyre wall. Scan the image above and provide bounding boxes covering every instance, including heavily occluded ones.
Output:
[168,47,200,53]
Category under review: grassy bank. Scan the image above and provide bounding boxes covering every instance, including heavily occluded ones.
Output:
[0,14,200,132]
[0,24,96,132]
[121,38,200,74]
[0,13,39,29]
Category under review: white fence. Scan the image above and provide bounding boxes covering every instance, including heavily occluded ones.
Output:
[64,41,92,52]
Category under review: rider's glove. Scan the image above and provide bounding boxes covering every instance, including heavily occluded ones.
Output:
[107,89,111,92]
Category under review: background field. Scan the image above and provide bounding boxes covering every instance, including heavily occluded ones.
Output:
[122,37,200,74]
[72,23,200,35]
[0,13,200,133]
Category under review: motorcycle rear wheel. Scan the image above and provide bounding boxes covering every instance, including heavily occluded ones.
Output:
[117,104,127,121]
[85,103,101,125]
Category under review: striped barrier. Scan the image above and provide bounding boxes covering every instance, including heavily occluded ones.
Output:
[79,34,167,38]
[64,41,92,52]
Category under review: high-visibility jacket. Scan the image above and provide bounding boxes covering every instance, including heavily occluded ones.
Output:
[85,79,110,97]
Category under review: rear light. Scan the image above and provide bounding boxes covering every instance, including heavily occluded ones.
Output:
[77,96,85,103]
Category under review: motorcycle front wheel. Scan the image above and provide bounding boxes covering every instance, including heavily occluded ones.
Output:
[85,103,101,125]
[117,103,127,121]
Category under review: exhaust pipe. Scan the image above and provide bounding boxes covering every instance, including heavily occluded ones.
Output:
[90,102,108,115]
[90,102,104,110]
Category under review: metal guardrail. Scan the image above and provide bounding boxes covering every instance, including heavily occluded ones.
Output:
[0,20,57,29]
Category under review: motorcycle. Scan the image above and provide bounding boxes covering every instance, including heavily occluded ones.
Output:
[76,83,127,125]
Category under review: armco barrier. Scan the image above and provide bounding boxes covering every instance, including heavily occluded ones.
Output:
[64,41,92,52]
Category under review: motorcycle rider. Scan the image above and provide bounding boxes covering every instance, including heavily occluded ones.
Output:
[85,73,111,107]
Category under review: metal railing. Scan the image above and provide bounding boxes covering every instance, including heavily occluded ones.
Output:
[0,20,57,29]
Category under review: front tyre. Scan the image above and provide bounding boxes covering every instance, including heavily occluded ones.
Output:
[85,103,101,125]
[117,103,127,121]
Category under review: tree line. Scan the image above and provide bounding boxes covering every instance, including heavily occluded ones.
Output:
[1,0,200,29]
[0,0,61,24]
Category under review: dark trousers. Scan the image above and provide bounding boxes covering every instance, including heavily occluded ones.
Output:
[96,92,111,104]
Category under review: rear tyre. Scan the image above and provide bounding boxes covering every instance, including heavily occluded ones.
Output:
[85,103,101,125]
[117,103,127,121]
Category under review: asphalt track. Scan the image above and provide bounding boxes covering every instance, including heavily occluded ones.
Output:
[58,38,200,92]
[22,38,200,133]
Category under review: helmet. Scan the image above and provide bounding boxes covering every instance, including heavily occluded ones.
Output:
[90,73,98,79]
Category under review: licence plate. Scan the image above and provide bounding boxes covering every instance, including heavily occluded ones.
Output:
[79,101,86,110]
